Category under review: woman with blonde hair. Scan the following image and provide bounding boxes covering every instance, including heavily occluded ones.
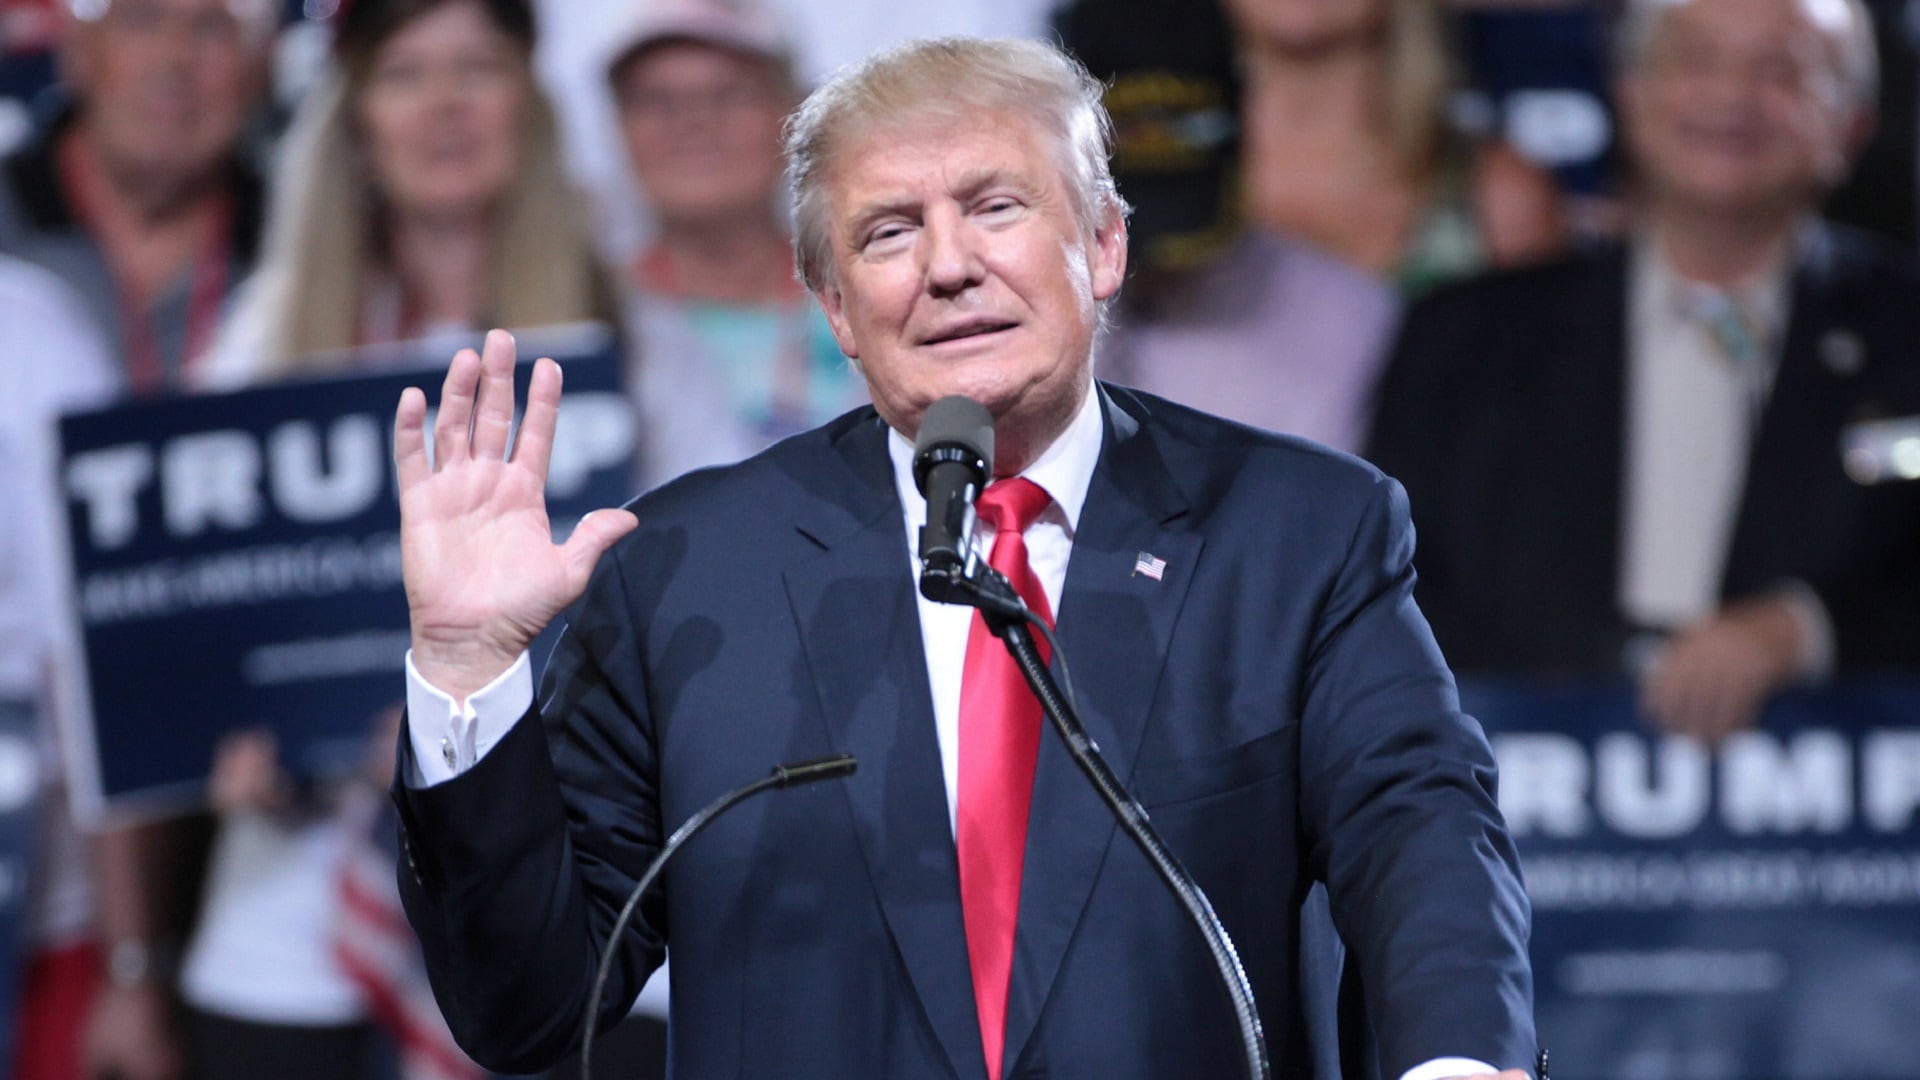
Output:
[1227,0,1567,294]
[209,0,612,373]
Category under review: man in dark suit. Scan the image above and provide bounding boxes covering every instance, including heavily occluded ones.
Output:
[1370,0,1920,742]
[391,38,1534,1080]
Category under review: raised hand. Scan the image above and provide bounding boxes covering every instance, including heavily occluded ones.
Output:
[397,329,638,702]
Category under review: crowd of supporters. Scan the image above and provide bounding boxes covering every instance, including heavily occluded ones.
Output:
[1,0,1915,1077]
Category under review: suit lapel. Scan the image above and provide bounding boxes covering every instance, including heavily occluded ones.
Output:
[1724,226,1862,596]
[1001,387,1203,1075]
[782,415,983,1080]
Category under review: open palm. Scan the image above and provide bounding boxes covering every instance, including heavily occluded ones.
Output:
[396,330,638,701]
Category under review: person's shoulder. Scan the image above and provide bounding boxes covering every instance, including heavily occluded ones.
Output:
[1242,230,1401,320]
[1108,384,1392,509]
[0,251,78,311]
[1408,241,1622,320]
[1812,221,1920,293]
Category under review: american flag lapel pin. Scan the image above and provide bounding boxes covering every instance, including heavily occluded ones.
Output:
[1132,551,1167,581]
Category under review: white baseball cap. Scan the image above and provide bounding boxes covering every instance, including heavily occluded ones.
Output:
[600,0,795,82]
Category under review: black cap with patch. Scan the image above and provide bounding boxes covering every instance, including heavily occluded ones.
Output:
[1052,0,1241,273]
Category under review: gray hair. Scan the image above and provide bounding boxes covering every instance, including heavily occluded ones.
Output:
[1615,0,1878,108]
[66,0,278,44]
[782,36,1129,293]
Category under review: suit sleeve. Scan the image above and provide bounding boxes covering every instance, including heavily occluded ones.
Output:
[1297,473,1536,1077]
[392,540,666,1074]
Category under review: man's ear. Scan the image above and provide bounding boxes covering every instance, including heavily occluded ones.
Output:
[1089,207,1128,303]
[816,284,860,361]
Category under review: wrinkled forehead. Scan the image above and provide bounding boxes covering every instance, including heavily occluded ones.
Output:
[821,107,1077,217]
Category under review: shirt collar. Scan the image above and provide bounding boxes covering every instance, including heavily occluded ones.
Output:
[1634,224,1800,343]
[887,379,1104,536]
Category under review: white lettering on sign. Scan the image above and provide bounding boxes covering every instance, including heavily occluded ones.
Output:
[1491,734,1589,837]
[1595,733,1709,839]
[547,393,637,499]
[1721,731,1850,835]
[1864,731,1920,833]
[68,396,635,550]
[65,445,153,549]
[1495,729,1920,838]
[269,416,386,524]
[161,431,264,538]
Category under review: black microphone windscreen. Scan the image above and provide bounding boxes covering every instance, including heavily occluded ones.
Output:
[913,396,994,495]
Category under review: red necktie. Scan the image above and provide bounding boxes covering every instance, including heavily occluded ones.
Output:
[957,477,1054,1080]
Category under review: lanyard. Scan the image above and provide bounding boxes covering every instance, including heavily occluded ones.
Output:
[59,138,234,398]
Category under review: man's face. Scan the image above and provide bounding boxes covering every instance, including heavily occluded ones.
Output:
[815,114,1127,471]
[1620,0,1861,217]
[614,41,792,228]
[65,0,266,184]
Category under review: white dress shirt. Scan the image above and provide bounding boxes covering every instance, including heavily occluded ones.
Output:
[1619,234,1831,674]
[402,383,1503,1080]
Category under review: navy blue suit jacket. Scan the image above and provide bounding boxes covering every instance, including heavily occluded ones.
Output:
[395,385,1534,1079]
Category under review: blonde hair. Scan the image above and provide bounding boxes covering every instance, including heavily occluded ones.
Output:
[241,37,609,373]
[783,37,1128,292]
[1381,0,1456,182]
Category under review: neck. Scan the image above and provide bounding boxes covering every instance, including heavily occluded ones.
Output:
[989,380,1089,480]
[1240,37,1384,138]
[648,212,793,302]
[68,126,227,223]
[1645,197,1804,286]
[62,130,231,302]
[388,212,493,327]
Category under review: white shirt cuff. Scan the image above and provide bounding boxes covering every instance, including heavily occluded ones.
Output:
[402,650,535,788]
[1399,1058,1503,1080]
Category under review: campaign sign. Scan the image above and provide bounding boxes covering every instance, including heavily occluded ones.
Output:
[56,326,636,825]
[1465,678,1920,1080]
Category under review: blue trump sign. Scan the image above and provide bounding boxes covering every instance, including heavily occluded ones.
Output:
[55,326,635,824]
[1466,678,1920,1080]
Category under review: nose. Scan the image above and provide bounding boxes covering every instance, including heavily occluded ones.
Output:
[922,205,985,299]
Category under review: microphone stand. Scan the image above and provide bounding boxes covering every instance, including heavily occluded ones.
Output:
[949,567,1273,1080]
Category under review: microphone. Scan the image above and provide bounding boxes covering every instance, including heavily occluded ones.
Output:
[578,754,857,1080]
[913,395,994,605]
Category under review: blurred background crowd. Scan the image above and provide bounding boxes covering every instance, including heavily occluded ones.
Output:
[0,0,1916,1077]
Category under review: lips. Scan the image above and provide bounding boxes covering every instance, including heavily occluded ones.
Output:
[920,317,1019,346]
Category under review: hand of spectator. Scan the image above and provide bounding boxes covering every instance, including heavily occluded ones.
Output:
[82,980,181,1080]
[1640,594,1808,742]
[396,330,638,701]
[208,728,291,815]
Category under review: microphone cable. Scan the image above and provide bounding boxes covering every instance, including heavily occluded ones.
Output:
[578,755,856,1080]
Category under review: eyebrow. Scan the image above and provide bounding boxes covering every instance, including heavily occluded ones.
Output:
[841,167,1040,245]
